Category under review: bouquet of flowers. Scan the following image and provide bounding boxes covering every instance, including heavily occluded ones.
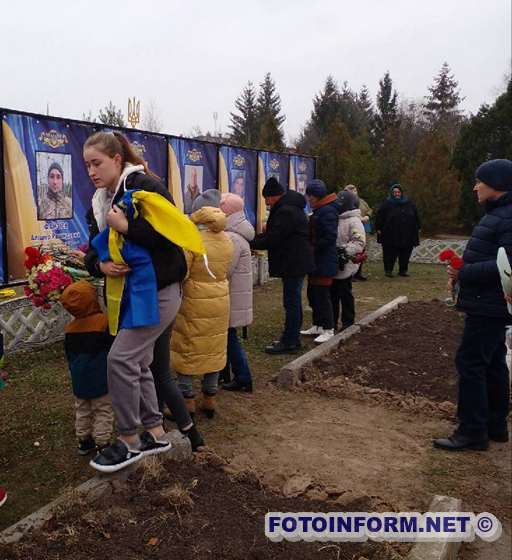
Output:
[37,240,92,281]
[24,246,73,309]
[439,249,464,305]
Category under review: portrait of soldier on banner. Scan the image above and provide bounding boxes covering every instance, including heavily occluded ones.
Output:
[36,152,73,220]
[183,164,203,214]
[230,170,245,199]
[297,173,307,195]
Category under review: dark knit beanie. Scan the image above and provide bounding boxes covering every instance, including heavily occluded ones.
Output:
[336,189,359,213]
[306,179,327,199]
[475,159,512,191]
[48,161,64,179]
[262,177,284,197]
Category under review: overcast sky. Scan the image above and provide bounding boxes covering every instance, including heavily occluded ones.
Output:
[0,0,510,143]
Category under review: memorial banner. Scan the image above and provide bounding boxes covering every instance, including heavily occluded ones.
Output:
[168,137,218,213]
[2,112,95,281]
[257,151,289,233]
[122,130,168,184]
[219,145,257,226]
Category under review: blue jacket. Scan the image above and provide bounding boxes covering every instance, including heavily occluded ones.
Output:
[309,193,340,278]
[458,191,512,319]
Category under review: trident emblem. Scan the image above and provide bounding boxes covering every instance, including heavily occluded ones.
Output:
[127,97,140,128]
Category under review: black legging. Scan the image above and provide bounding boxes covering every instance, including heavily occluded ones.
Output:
[150,325,192,430]
[307,283,334,330]
[330,278,355,330]
[382,245,413,274]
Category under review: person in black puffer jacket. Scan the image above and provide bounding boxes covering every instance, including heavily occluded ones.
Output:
[300,179,340,344]
[434,159,512,452]
[83,131,203,473]
[251,177,314,354]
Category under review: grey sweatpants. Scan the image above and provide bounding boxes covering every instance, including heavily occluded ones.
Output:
[107,283,182,436]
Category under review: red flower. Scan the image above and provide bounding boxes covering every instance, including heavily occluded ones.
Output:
[439,249,456,262]
[450,256,464,270]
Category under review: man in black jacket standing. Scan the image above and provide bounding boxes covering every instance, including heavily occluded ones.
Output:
[434,159,512,451]
[251,177,314,354]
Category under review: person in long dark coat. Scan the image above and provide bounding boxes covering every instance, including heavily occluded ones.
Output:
[375,184,420,277]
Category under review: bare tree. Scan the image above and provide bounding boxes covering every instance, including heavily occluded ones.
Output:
[141,99,164,132]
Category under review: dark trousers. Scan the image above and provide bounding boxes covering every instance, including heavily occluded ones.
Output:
[330,278,355,330]
[151,325,193,431]
[307,283,334,330]
[382,244,413,274]
[281,276,305,346]
[455,315,510,438]
[223,327,252,385]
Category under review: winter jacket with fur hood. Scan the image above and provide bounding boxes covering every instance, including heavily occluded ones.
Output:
[171,207,234,375]
[334,209,366,280]
[225,210,255,328]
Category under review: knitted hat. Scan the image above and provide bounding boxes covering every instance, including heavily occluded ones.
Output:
[336,189,359,212]
[191,188,221,212]
[262,177,284,197]
[305,179,327,199]
[475,159,512,191]
[220,192,244,216]
[48,161,64,179]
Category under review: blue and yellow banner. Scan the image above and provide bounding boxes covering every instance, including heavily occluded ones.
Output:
[257,151,290,233]
[289,155,315,195]
[122,130,168,185]
[2,112,95,281]
[219,146,257,226]
[168,137,218,213]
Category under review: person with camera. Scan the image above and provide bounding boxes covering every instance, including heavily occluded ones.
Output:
[331,189,366,331]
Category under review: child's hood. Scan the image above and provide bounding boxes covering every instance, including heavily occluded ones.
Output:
[61,280,102,319]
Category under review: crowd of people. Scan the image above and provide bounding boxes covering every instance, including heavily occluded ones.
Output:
[1,130,510,494]
[70,130,384,473]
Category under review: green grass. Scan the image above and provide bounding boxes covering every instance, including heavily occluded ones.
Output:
[0,262,447,530]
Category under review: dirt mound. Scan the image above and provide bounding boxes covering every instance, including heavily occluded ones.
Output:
[0,456,407,560]
[303,300,464,404]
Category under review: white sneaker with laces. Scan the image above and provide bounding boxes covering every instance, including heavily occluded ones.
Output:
[300,325,323,336]
[314,329,335,343]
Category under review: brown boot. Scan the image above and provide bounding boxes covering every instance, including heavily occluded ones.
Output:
[201,393,216,419]
[184,396,196,420]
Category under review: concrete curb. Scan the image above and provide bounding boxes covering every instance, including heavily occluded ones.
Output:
[0,430,191,545]
[277,296,408,388]
[406,495,463,560]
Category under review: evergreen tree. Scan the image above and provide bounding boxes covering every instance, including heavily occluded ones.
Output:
[357,84,374,132]
[309,75,341,136]
[98,101,125,127]
[344,133,380,207]
[453,80,512,228]
[229,81,259,147]
[315,116,352,190]
[372,71,399,150]
[424,62,463,128]
[404,131,461,234]
[255,73,286,149]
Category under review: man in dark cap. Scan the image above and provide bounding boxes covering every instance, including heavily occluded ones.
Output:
[434,159,512,451]
[251,177,314,354]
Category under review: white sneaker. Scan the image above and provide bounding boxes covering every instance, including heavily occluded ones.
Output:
[314,329,335,343]
[300,325,323,336]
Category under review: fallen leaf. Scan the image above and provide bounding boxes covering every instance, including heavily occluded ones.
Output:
[147,537,160,547]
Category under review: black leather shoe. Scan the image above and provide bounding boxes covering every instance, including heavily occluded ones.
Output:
[222,380,253,393]
[489,431,509,443]
[265,341,301,355]
[399,272,410,277]
[433,433,489,451]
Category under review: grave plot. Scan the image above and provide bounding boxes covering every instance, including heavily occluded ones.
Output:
[0,454,406,560]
